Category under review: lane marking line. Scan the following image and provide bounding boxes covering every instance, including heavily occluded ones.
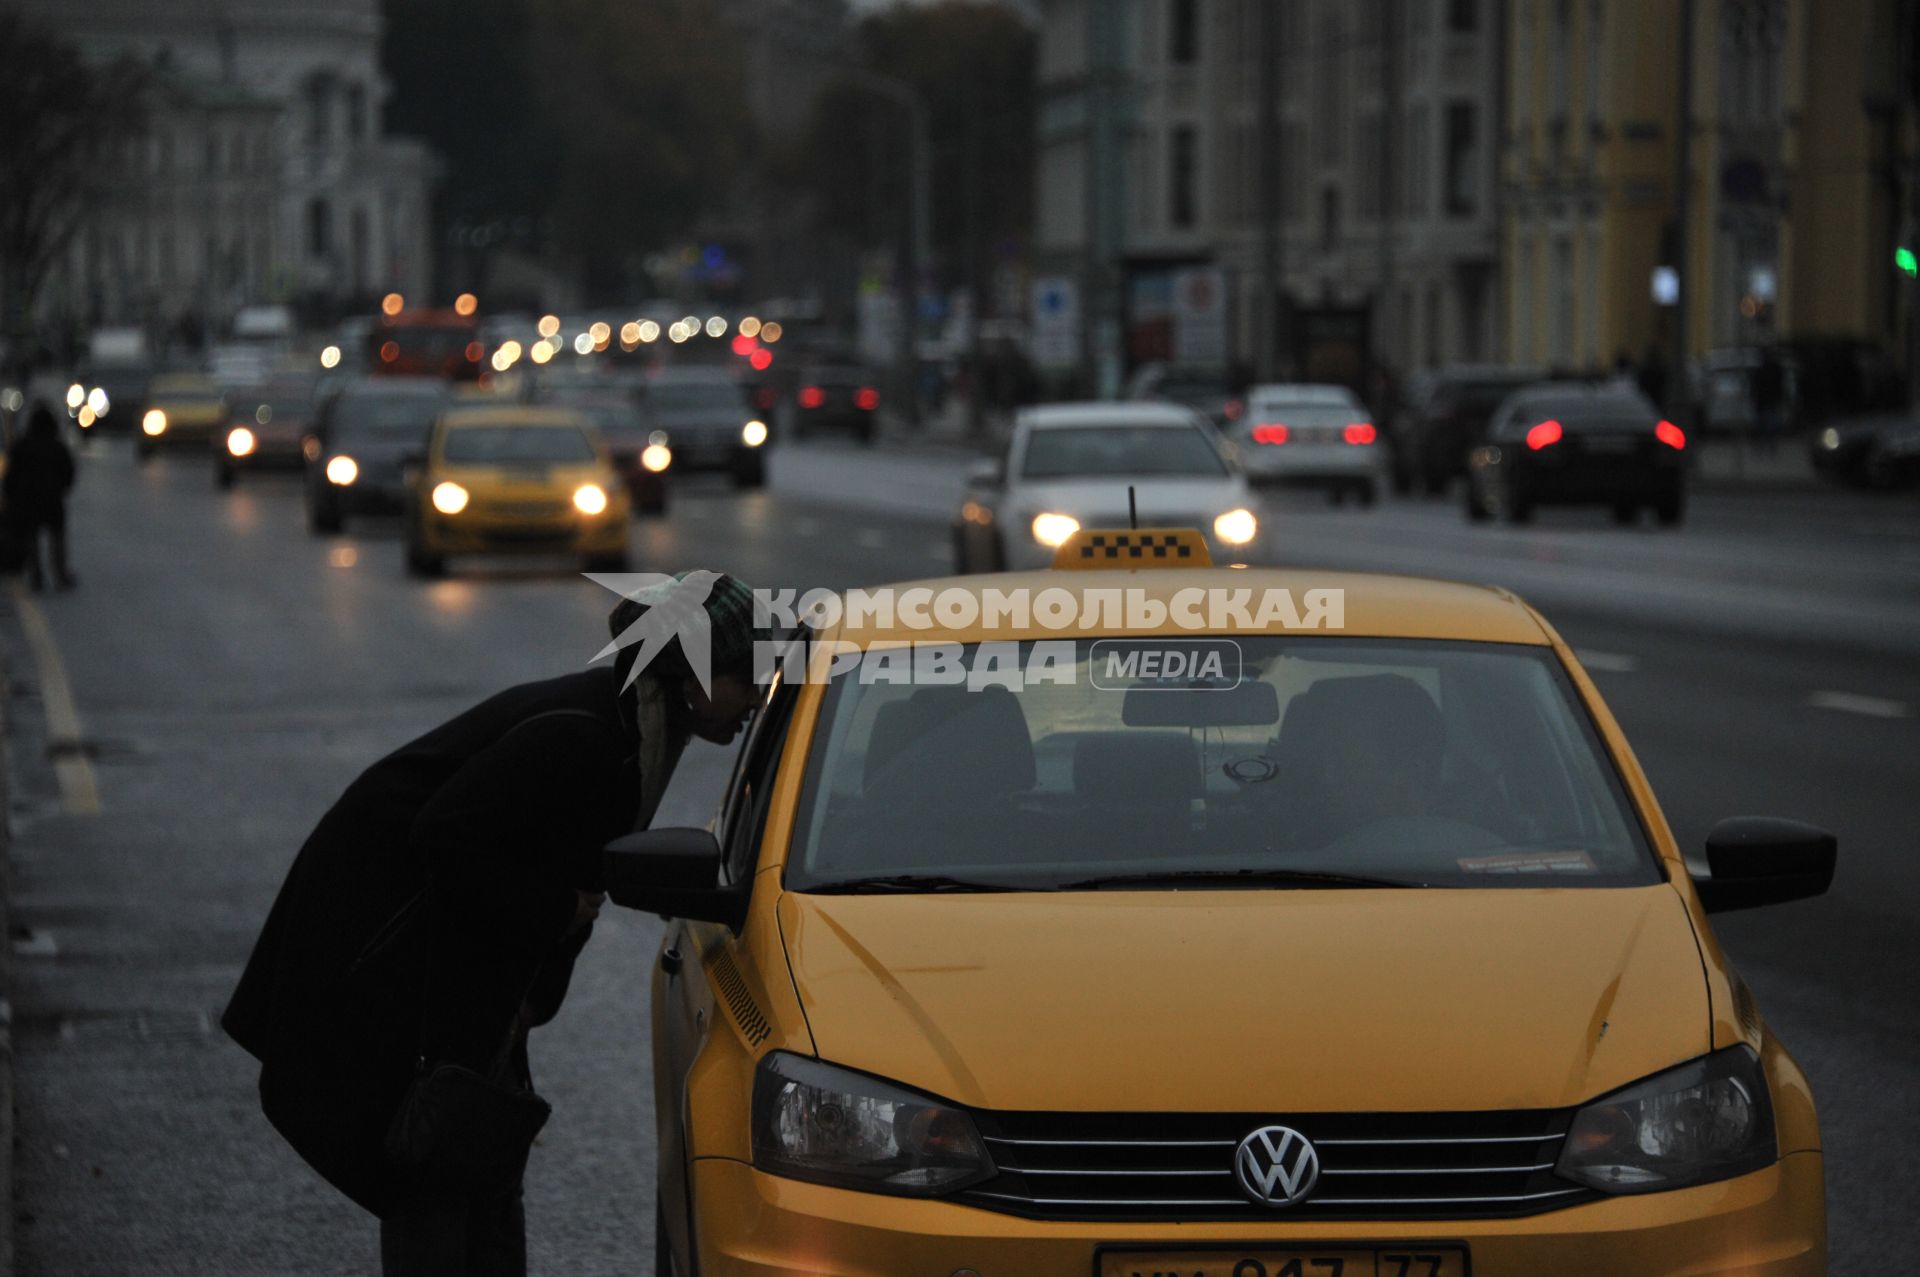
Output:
[10,585,102,815]
[1806,691,1909,719]
[1574,649,1639,673]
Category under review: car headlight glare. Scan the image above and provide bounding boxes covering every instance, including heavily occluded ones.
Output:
[143,408,168,436]
[751,1053,994,1197]
[742,419,769,447]
[1214,508,1258,545]
[640,443,672,473]
[573,483,609,515]
[1031,512,1080,547]
[1818,427,1840,451]
[431,481,470,515]
[326,455,359,486]
[1556,1046,1775,1194]
[227,427,256,457]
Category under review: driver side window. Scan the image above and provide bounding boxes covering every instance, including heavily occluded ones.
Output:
[720,680,795,886]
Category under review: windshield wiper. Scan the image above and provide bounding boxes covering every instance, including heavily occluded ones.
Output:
[805,874,1033,895]
[1061,868,1421,891]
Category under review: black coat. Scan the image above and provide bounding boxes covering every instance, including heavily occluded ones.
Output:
[223,668,647,1215]
[3,431,76,523]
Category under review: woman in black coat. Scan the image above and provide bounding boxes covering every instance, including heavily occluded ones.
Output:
[224,572,764,1275]
[4,406,78,590]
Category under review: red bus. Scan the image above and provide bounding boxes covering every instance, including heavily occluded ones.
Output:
[368,309,484,381]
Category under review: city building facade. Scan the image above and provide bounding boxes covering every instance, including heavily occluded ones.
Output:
[26,0,437,336]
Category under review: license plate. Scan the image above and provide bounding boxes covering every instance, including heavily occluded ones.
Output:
[1099,1247,1469,1277]
[1581,437,1637,453]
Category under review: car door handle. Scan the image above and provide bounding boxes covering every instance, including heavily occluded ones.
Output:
[659,945,682,977]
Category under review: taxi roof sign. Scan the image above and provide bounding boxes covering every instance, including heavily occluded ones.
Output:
[1053,527,1213,570]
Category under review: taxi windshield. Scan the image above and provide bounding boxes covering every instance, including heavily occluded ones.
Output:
[1022,426,1228,479]
[441,425,596,464]
[784,638,1656,892]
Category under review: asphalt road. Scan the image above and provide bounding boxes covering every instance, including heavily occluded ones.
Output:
[3,434,1916,1274]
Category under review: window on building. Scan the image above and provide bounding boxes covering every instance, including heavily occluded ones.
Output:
[1444,102,1478,216]
[348,84,368,140]
[1586,0,1605,127]
[205,134,219,177]
[1357,113,1383,217]
[1315,10,1345,164]
[1406,103,1430,218]
[1549,0,1571,127]
[308,197,331,258]
[1320,186,1341,248]
[1448,0,1478,32]
[306,75,332,147]
[1170,0,1200,64]
[1170,125,1199,229]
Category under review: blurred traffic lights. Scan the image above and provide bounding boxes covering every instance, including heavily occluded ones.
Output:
[1897,246,1918,277]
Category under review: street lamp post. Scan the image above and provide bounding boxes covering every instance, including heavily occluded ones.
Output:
[837,68,931,430]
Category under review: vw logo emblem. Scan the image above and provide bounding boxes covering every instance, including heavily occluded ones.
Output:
[1233,1125,1320,1207]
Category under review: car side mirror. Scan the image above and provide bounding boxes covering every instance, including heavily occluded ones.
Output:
[1690,816,1836,914]
[965,458,1003,489]
[603,827,747,929]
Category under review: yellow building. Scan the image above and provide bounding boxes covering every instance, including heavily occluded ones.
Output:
[1504,0,1913,391]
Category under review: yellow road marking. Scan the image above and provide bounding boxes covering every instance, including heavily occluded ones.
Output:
[10,584,101,815]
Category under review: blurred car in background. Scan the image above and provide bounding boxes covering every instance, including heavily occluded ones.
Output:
[369,307,484,381]
[1232,383,1382,505]
[138,373,226,460]
[1864,418,1920,490]
[1127,361,1244,429]
[1391,364,1544,495]
[530,384,670,516]
[1808,412,1920,490]
[641,368,768,488]
[792,363,881,444]
[217,378,319,488]
[403,405,630,577]
[306,376,453,533]
[1468,382,1687,526]
[76,327,152,434]
[953,401,1259,572]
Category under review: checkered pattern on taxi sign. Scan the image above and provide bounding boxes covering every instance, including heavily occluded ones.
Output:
[1053,527,1213,569]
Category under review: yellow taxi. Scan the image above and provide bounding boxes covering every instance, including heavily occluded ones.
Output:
[403,404,630,576]
[607,528,1833,1277]
[138,373,227,459]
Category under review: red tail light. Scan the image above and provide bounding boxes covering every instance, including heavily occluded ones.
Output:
[465,341,484,362]
[731,333,758,357]
[1223,398,1245,421]
[1343,422,1377,445]
[1656,419,1686,450]
[749,349,773,372]
[1251,424,1289,445]
[1526,419,1564,451]
[854,387,880,411]
[798,386,825,409]
[380,340,400,363]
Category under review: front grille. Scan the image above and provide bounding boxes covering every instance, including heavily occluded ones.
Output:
[957,1108,1595,1222]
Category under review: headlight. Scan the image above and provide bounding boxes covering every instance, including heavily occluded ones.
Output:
[431,481,469,515]
[742,419,769,447]
[1214,508,1258,545]
[143,408,168,436]
[1556,1046,1775,1194]
[640,443,672,473]
[573,483,608,515]
[1818,427,1840,451]
[326,455,359,486]
[227,427,256,457]
[1031,512,1080,547]
[751,1052,994,1197]
[87,387,109,415]
[66,383,85,409]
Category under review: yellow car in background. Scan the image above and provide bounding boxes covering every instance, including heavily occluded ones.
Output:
[608,527,1833,1276]
[138,373,227,460]
[403,404,630,576]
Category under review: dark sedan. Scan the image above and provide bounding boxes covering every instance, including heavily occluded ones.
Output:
[1392,364,1545,495]
[1466,383,1688,526]
[534,391,671,516]
[217,381,319,488]
[306,377,453,533]
[792,365,881,444]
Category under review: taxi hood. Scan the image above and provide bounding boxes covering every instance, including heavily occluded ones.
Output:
[776,885,1710,1113]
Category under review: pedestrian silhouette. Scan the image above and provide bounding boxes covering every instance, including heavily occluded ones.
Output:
[4,406,77,590]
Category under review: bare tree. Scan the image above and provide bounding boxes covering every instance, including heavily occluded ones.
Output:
[0,10,146,375]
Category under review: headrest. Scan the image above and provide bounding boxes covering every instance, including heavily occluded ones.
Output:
[863,685,1036,796]
[1278,673,1444,766]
